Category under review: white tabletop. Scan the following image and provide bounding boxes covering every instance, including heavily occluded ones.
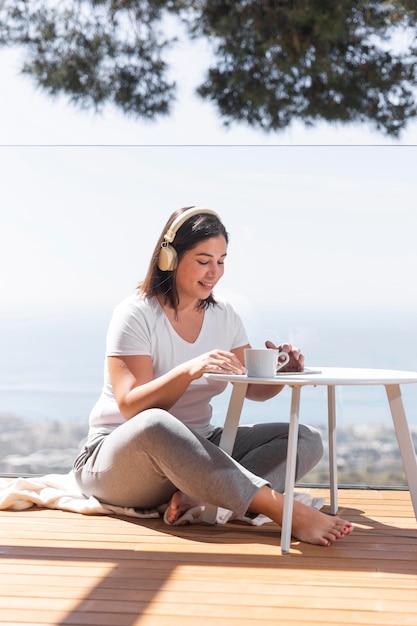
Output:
[205,366,417,386]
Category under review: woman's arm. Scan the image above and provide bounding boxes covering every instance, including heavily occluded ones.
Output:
[108,349,246,419]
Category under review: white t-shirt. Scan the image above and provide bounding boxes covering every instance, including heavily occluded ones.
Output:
[88,293,249,438]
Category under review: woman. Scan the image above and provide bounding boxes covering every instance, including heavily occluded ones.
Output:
[73,207,353,547]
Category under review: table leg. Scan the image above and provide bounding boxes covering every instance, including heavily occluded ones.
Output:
[327,386,339,515]
[217,382,248,455]
[281,385,301,555]
[385,384,417,518]
[202,381,248,525]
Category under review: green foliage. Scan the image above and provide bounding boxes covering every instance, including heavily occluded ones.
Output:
[0,0,175,117]
[194,0,417,135]
[1,0,416,134]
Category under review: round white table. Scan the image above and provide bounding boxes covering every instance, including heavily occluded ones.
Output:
[204,367,417,554]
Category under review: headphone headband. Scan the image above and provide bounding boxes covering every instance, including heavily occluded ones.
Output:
[158,207,222,271]
[162,207,221,244]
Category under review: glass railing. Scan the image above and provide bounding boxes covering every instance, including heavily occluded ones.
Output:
[1,414,414,489]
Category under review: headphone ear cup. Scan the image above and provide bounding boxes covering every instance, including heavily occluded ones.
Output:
[158,244,178,271]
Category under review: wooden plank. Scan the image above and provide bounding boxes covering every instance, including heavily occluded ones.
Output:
[1,489,417,626]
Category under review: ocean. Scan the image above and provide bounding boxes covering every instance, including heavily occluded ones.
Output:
[1,306,417,430]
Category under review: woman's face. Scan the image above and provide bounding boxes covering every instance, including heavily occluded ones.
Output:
[175,235,227,304]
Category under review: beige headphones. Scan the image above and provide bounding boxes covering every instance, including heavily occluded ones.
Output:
[157,207,221,271]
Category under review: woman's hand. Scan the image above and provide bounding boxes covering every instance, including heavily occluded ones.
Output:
[109,349,245,420]
[265,340,304,372]
[183,349,246,379]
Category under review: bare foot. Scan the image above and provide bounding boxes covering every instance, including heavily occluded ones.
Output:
[291,498,353,546]
[249,486,353,547]
[165,490,204,524]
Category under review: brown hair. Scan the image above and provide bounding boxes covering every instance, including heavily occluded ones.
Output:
[138,207,229,313]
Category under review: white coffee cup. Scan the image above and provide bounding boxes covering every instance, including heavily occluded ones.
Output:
[244,348,290,378]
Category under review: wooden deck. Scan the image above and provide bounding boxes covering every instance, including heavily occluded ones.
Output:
[1,487,417,626]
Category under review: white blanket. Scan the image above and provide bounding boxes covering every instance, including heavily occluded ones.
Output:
[0,472,160,518]
[0,472,325,525]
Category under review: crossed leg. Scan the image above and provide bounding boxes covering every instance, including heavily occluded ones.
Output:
[165,486,353,547]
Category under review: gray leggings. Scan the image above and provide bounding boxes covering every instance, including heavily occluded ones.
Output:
[73,409,323,518]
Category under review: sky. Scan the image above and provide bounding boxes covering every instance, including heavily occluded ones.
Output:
[1,40,417,327]
[2,142,417,323]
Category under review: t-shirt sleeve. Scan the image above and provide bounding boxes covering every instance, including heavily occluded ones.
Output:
[106,296,153,357]
[221,299,249,350]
